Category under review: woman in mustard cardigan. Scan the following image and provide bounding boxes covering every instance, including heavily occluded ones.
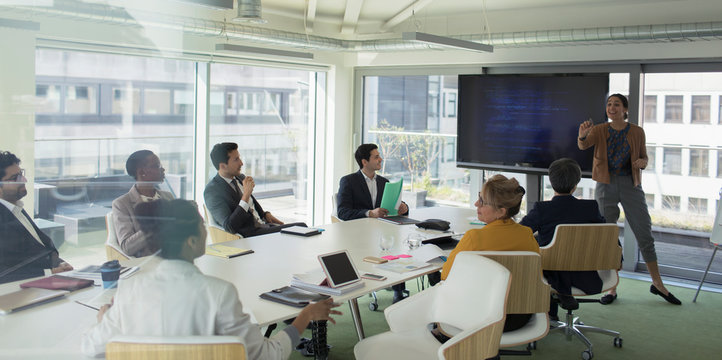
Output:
[441,174,540,331]
[578,93,680,306]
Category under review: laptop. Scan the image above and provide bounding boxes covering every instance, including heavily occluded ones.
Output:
[0,287,69,315]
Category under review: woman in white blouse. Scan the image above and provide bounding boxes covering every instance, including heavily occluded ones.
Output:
[82,199,340,359]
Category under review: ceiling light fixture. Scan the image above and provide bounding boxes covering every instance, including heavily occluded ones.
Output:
[215,43,314,59]
[232,0,267,24]
[402,32,493,53]
[172,0,234,10]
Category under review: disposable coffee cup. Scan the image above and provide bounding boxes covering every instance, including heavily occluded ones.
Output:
[100,260,121,289]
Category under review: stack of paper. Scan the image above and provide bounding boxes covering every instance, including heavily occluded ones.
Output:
[290,268,364,296]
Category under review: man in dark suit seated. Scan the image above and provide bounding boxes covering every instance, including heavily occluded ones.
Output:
[0,151,73,284]
[520,158,604,319]
[204,142,305,238]
[337,144,410,302]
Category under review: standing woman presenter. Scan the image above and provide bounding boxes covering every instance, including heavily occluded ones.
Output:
[578,93,681,305]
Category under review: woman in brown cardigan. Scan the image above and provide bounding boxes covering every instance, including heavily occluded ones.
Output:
[578,93,681,306]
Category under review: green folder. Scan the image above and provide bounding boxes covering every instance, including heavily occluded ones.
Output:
[380,179,403,216]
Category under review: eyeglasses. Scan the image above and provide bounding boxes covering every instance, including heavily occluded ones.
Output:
[2,169,25,183]
[478,192,492,207]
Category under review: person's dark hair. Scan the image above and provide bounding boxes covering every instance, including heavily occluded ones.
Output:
[354,144,378,169]
[135,199,203,259]
[0,151,21,180]
[481,174,526,219]
[210,142,238,170]
[548,158,581,194]
[608,93,629,119]
[126,150,154,180]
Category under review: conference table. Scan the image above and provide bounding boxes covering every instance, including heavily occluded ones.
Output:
[0,206,480,359]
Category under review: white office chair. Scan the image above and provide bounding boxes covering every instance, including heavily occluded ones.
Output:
[106,335,246,360]
[542,224,623,360]
[105,212,131,261]
[331,192,341,223]
[203,204,242,244]
[354,252,511,360]
[472,251,551,355]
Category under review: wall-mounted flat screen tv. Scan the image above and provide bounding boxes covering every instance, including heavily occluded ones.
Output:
[457,74,609,174]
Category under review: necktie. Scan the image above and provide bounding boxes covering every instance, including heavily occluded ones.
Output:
[231,178,242,196]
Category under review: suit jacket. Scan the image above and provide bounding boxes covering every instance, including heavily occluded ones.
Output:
[0,205,61,284]
[112,186,174,258]
[520,195,606,247]
[204,174,267,238]
[520,195,605,295]
[337,170,408,221]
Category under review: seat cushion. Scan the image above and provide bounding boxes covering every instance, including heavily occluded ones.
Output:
[354,328,442,360]
[571,270,618,296]
[500,312,548,347]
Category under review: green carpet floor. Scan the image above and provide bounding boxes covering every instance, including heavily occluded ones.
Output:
[285,276,722,359]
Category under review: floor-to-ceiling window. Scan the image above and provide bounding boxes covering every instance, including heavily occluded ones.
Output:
[33,50,319,267]
[641,72,722,279]
[208,64,314,224]
[361,74,470,208]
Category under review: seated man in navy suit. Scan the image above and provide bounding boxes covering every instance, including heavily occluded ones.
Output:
[204,142,305,238]
[0,151,73,284]
[338,144,409,302]
[520,158,604,318]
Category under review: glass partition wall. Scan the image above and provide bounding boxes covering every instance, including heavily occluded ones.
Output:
[358,67,722,285]
[33,49,319,267]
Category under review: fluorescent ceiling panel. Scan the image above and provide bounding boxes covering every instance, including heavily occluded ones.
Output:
[215,43,314,59]
[402,32,493,53]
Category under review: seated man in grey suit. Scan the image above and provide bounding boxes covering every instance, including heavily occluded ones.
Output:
[0,151,73,284]
[337,144,410,302]
[112,150,173,257]
[204,142,305,238]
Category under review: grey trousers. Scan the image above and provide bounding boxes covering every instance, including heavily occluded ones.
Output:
[595,175,657,263]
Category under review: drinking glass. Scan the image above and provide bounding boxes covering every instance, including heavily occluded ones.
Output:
[379,235,395,254]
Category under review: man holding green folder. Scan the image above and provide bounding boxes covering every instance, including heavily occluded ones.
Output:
[337,144,409,302]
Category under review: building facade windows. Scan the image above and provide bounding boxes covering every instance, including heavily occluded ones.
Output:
[664,95,683,123]
[689,148,709,177]
[644,95,657,123]
[662,148,682,175]
[691,95,711,124]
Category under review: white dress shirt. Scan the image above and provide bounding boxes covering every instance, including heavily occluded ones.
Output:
[81,258,298,359]
[363,172,377,217]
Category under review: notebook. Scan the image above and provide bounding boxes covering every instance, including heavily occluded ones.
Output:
[280,226,322,237]
[0,288,69,315]
[260,286,330,308]
[20,275,94,291]
[206,244,254,258]
[378,216,420,225]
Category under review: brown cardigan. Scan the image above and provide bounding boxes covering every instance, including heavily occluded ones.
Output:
[577,122,647,186]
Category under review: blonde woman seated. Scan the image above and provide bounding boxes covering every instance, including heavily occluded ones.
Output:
[440,175,540,333]
[81,199,341,359]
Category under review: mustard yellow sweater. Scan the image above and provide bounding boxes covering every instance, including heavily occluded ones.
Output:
[440,219,540,280]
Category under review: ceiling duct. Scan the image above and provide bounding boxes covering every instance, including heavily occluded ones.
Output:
[233,0,266,24]
[4,1,722,53]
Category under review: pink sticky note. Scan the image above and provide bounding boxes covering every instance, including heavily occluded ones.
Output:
[381,255,399,260]
[397,254,412,258]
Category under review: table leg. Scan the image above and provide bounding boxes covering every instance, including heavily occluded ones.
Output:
[311,320,328,360]
[348,298,366,340]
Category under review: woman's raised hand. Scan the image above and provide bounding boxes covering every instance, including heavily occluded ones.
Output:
[578,120,593,139]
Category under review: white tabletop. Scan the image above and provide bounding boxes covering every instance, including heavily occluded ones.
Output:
[0,206,479,359]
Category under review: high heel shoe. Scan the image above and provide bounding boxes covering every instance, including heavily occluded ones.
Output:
[650,285,682,305]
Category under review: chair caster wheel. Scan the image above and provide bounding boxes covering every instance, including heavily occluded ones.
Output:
[368,302,378,311]
[614,337,623,348]
[526,341,537,350]
[582,350,593,360]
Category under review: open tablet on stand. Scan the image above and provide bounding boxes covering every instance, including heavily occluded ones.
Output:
[317,250,362,288]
